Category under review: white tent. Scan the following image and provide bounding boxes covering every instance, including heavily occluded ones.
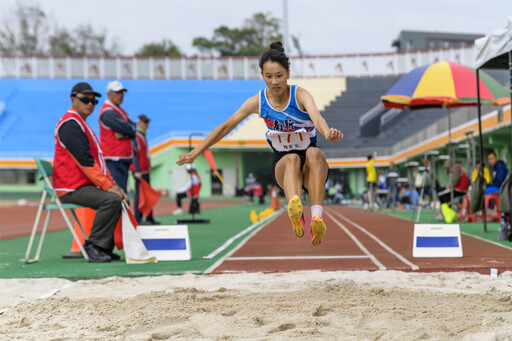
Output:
[474,19,512,69]
[473,19,511,233]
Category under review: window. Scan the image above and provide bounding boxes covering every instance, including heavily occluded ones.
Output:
[0,169,37,185]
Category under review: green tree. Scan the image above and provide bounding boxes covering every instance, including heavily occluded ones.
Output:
[48,27,76,56]
[0,2,48,55]
[193,12,282,56]
[0,3,120,56]
[73,24,120,56]
[135,39,181,57]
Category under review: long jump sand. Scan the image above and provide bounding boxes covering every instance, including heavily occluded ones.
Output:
[2,270,512,340]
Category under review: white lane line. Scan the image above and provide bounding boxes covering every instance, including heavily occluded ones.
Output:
[227,255,370,261]
[202,209,283,260]
[324,210,387,270]
[328,208,419,271]
[203,209,283,274]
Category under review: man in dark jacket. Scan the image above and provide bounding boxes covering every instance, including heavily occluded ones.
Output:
[486,150,509,195]
[98,81,136,193]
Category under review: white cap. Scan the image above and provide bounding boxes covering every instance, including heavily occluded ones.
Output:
[107,80,127,93]
[186,164,195,170]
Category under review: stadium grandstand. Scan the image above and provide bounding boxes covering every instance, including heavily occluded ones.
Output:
[0,36,510,200]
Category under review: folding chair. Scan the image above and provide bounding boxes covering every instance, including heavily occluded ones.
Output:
[25,158,90,263]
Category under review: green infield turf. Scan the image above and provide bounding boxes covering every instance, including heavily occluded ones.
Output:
[0,203,278,279]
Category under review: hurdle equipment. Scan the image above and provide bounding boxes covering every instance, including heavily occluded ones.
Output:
[413,224,463,257]
[137,224,192,261]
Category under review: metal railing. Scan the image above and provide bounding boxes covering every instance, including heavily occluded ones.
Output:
[359,103,385,126]
[0,45,474,79]
[380,108,403,128]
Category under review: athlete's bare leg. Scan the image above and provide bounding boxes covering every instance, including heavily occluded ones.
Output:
[302,147,328,206]
[275,153,304,238]
[301,147,328,245]
[274,153,302,201]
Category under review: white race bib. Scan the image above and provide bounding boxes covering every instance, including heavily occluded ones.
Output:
[266,129,311,152]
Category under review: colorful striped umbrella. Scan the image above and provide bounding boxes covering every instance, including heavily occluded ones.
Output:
[381,61,510,223]
[381,61,510,109]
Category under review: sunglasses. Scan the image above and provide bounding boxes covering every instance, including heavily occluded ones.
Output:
[75,96,98,105]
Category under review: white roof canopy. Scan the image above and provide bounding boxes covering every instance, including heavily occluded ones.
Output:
[473,19,512,69]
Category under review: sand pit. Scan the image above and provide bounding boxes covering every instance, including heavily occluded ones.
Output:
[2,270,512,340]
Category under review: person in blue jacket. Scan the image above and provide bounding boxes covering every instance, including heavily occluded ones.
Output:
[486,150,509,195]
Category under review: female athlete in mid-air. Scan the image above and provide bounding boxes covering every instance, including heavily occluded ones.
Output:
[177,42,343,245]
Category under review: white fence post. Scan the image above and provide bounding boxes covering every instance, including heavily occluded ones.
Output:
[2,46,476,80]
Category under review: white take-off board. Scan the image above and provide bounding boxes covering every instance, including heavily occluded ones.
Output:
[413,224,463,258]
[137,225,192,261]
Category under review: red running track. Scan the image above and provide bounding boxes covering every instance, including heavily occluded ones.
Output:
[210,206,512,275]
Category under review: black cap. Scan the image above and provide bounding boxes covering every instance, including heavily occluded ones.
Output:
[71,82,101,97]
[138,114,150,123]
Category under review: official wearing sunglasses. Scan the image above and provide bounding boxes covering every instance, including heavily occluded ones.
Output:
[73,96,99,105]
[70,82,102,119]
[52,81,127,263]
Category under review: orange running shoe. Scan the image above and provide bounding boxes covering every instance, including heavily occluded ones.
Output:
[310,216,326,246]
[287,195,304,238]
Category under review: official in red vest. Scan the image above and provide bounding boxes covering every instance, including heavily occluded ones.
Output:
[173,165,202,215]
[98,80,136,193]
[54,82,128,263]
[131,114,160,225]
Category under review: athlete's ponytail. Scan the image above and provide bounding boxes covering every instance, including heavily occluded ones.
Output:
[259,41,290,71]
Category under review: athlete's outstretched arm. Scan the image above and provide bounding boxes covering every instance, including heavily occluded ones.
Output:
[176,95,259,165]
[296,87,343,143]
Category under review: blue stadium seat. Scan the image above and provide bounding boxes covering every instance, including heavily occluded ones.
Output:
[0,78,265,158]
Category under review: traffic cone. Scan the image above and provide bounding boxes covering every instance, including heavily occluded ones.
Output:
[270,187,280,210]
[62,207,95,258]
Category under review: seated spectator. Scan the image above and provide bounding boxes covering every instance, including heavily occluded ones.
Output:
[399,184,412,206]
[437,159,470,205]
[376,169,388,204]
[486,150,509,195]
[471,159,492,184]
[437,159,469,222]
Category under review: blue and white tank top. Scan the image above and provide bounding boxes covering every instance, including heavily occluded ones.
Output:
[259,85,317,153]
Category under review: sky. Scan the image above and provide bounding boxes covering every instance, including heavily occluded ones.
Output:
[2,0,512,56]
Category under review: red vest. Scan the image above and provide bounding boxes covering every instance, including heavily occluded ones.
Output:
[132,130,151,174]
[188,173,201,198]
[98,101,133,159]
[53,109,108,193]
[253,182,263,196]
[455,164,470,192]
